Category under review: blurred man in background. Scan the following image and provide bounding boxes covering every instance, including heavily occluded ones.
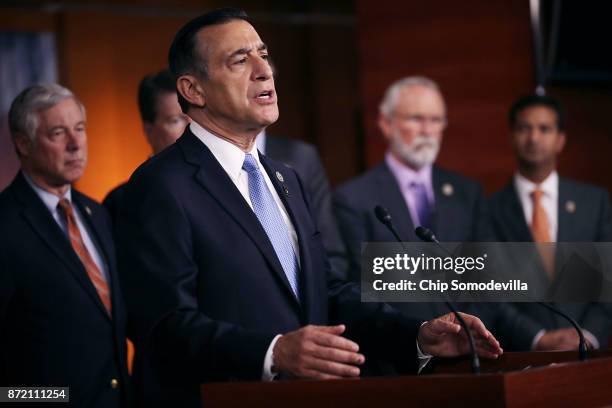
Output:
[103,69,190,223]
[334,76,492,319]
[489,93,612,350]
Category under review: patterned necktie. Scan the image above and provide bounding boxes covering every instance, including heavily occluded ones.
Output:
[530,189,555,280]
[242,154,300,299]
[57,198,112,316]
[410,181,431,228]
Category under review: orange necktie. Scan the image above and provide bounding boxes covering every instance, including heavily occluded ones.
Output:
[58,198,112,316]
[530,189,555,279]
[530,189,551,242]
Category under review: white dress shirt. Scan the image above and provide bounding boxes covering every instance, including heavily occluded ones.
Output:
[22,171,110,283]
[514,171,559,242]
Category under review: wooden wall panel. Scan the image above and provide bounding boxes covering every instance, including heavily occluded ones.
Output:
[59,11,190,200]
[356,0,535,193]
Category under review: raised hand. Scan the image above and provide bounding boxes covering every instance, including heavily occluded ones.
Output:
[417,312,503,359]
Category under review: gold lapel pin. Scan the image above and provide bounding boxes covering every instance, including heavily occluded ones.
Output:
[441,183,454,196]
[276,171,284,183]
[565,200,576,214]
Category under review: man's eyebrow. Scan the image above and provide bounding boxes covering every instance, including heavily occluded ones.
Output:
[228,43,268,58]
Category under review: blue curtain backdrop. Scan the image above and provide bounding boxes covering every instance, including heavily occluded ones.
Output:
[0,32,57,190]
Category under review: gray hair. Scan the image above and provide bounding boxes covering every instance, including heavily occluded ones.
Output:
[379,76,444,117]
[8,83,85,144]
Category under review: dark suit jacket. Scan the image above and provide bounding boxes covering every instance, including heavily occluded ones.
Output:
[116,129,420,408]
[333,162,492,284]
[0,172,130,408]
[332,162,535,350]
[103,182,127,229]
[488,177,612,349]
[265,135,348,277]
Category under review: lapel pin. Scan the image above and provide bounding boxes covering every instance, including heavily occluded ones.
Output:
[441,183,454,197]
[276,171,284,183]
[84,205,92,216]
[565,200,576,214]
[283,185,290,196]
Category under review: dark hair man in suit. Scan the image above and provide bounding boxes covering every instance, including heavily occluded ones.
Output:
[0,84,130,407]
[103,69,190,223]
[334,76,492,320]
[488,93,612,351]
[116,9,502,408]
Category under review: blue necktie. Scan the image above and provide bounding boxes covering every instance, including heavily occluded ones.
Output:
[410,181,431,228]
[242,154,300,299]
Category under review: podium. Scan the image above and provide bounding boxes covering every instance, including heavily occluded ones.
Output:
[201,350,612,407]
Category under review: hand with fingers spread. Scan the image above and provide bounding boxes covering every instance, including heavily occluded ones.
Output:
[272,324,365,379]
[417,312,503,359]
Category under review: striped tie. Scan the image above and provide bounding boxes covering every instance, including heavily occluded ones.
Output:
[58,198,112,316]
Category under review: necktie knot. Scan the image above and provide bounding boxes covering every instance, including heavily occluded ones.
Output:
[57,197,74,217]
[242,153,260,174]
[531,189,544,203]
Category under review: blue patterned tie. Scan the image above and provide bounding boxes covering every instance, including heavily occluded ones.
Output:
[243,154,300,299]
[410,181,431,228]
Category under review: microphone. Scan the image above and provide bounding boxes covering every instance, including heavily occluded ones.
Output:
[374,205,403,243]
[373,206,481,374]
[415,226,588,361]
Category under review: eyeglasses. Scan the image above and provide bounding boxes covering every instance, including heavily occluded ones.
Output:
[394,114,447,130]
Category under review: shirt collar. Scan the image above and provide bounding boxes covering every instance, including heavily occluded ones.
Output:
[385,151,433,186]
[22,170,72,214]
[189,121,261,182]
[514,170,559,199]
[255,130,267,154]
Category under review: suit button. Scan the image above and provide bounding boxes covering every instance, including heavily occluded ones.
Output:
[110,378,119,389]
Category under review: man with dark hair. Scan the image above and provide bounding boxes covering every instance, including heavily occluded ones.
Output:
[103,69,189,223]
[117,9,501,407]
[0,84,130,407]
[489,93,612,351]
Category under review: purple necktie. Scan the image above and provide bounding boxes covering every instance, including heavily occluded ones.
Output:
[410,181,431,228]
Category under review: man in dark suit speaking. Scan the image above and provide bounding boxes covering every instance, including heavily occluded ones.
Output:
[0,84,130,407]
[116,9,502,407]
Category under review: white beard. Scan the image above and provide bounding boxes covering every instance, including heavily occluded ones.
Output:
[390,132,440,169]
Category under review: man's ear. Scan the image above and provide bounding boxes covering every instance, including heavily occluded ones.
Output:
[378,114,392,141]
[176,75,206,109]
[556,131,567,154]
[14,133,32,157]
[143,121,154,143]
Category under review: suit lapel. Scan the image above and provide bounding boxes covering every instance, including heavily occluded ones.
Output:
[376,164,416,241]
[259,155,311,316]
[72,193,117,320]
[557,178,573,242]
[13,174,111,321]
[179,132,301,310]
[500,182,533,242]
[431,168,455,240]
